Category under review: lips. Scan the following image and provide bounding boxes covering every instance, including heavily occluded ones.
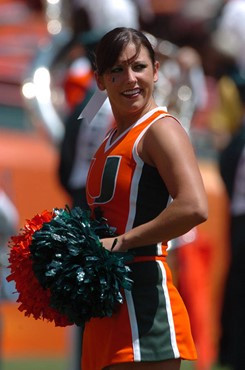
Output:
[122,88,141,97]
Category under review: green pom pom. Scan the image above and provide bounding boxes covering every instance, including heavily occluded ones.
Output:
[30,206,133,326]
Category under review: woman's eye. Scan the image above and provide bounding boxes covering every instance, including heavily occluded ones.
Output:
[134,64,147,71]
[111,67,122,73]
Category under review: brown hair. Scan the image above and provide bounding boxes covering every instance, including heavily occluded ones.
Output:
[95,27,156,75]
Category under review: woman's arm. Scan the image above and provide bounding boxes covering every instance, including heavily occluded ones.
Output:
[102,116,208,252]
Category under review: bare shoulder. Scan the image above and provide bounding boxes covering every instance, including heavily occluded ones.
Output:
[141,115,193,165]
[147,115,189,143]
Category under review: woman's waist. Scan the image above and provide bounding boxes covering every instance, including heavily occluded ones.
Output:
[129,243,168,257]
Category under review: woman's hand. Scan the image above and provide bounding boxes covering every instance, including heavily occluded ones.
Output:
[101,237,125,252]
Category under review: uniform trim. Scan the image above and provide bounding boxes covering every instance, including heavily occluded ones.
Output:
[125,290,141,361]
[157,242,163,256]
[125,160,143,232]
[157,260,180,358]
[134,107,169,128]
[133,112,170,158]
[104,107,169,152]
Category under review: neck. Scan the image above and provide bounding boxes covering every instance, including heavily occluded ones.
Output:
[112,102,158,135]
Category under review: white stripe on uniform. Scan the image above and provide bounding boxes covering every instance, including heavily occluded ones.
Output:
[125,290,141,361]
[157,260,180,358]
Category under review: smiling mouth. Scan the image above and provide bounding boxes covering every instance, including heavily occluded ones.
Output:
[122,88,141,97]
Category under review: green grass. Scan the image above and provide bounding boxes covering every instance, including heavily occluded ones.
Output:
[181,361,231,370]
[1,357,68,370]
[1,358,231,370]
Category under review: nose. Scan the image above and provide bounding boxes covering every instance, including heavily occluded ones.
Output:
[125,67,136,84]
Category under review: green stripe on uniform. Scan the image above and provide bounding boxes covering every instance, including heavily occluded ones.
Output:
[130,261,176,361]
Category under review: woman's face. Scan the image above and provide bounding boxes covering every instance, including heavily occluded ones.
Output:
[96,43,159,120]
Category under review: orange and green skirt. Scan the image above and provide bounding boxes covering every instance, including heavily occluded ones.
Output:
[82,256,197,370]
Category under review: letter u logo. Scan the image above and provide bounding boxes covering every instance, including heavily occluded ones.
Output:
[87,156,121,205]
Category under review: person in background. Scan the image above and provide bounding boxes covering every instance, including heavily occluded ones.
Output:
[82,27,208,370]
[206,3,245,368]
[218,70,245,370]
[59,54,114,210]
[70,0,139,35]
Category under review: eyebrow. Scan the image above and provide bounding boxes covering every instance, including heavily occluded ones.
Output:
[116,56,146,66]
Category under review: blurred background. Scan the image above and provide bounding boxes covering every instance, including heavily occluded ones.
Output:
[1,0,245,369]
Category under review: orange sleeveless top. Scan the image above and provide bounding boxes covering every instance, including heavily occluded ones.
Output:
[86,107,172,256]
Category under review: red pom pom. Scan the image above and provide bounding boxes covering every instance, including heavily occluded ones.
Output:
[7,210,72,327]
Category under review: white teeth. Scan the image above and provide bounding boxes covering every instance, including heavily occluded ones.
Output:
[123,89,140,95]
